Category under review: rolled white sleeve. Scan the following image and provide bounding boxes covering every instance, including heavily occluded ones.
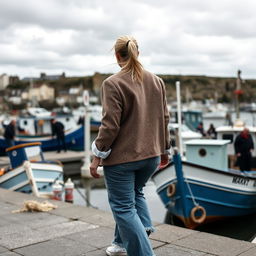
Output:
[91,140,111,159]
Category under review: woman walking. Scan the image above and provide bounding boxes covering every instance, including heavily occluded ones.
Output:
[90,35,170,256]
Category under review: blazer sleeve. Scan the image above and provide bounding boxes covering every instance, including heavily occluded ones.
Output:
[94,79,122,153]
[160,79,171,150]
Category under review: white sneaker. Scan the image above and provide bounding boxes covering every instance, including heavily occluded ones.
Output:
[106,244,127,256]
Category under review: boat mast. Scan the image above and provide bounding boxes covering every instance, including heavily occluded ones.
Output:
[176,81,183,156]
[234,70,243,120]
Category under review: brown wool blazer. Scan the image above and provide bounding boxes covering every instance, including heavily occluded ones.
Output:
[95,69,170,166]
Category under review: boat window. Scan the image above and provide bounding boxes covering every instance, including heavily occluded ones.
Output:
[222,134,233,143]
[24,146,42,161]
[23,120,28,125]
[66,117,70,122]
[199,148,207,157]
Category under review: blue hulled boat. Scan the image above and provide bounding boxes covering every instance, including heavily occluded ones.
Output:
[0,124,84,156]
[0,142,63,198]
[152,140,256,229]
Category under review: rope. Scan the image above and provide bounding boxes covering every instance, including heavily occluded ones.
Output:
[184,178,199,207]
[12,200,57,213]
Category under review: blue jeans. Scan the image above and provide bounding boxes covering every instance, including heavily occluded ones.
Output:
[104,156,160,256]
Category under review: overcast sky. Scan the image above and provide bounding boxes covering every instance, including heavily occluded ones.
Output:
[0,0,255,79]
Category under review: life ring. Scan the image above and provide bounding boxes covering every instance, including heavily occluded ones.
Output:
[167,183,176,197]
[190,205,206,224]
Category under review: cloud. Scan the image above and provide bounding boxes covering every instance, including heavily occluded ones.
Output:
[0,0,256,78]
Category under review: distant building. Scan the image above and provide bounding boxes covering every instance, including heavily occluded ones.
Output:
[22,72,66,82]
[0,73,9,90]
[56,90,69,106]
[92,72,110,95]
[28,83,55,102]
[9,76,19,85]
[6,88,23,105]
[22,77,38,82]
[40,72,65,81]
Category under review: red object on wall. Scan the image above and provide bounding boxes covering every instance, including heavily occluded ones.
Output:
[234,89,244,95]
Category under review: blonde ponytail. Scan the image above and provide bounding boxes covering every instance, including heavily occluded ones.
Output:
[114,36,143,83]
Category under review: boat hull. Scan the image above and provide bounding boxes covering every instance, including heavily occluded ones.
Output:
[0,126,84,156]
[0,162,63,198]
[152,161,256,228]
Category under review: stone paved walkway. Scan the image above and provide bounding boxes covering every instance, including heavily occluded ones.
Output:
[0,188,256,256]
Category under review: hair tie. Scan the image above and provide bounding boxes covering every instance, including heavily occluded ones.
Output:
[126,40,131,47]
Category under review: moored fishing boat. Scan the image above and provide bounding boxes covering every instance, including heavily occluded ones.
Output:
[0,142,63,198]
[0,114,85,156]
[152,139,256,229]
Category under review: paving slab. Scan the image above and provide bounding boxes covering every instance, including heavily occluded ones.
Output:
[37,220,98,239]
[0,218,11,228]
[0,224,32,238]
[0,221,98,250]
[0,228,51,250]
[79,211,115,227]
[0,190,36,206]
[238,246,256,256]
[150,239,166,249]
[0,212,69,230]
[14,237,96,256]
[0,202,17,217]
[79,249,107,256]
[173,231,256,256]
[154,244,206,256]
[1,212,51,225]
[50,204,99,219]
[0,247,8,254]
[150,224,197,243]
[0,252,22,256]
[21,215,69,229]
[64,226,113,249]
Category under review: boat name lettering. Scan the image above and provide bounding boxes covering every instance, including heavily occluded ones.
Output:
[232,176,249,186]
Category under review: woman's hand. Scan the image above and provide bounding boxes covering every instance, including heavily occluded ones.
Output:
[90,156,101,178]
[159,153,169,168]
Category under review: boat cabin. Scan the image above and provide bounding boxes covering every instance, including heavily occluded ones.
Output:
[170,110,203,131]
[185,139,230,170]
[6,142,44,169]
[17,114,77,136]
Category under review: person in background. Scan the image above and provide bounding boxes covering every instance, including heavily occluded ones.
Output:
[51,119,67,153]
[89,35,170,256]
[77,115,84,126]
[4,120,16,148]
[206,123,217,139]
[196,122,206,136]
[234,128,254,171]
